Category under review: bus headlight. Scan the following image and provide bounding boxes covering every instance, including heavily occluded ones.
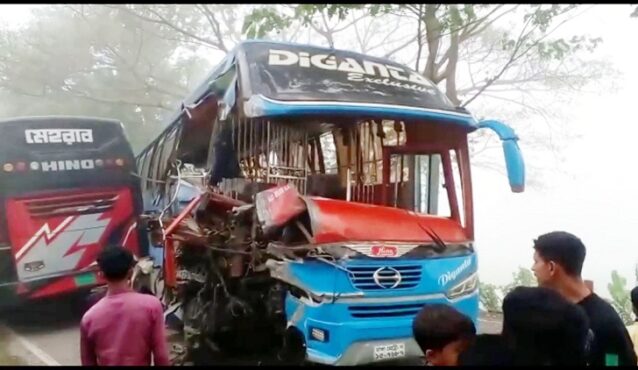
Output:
[446,273,478,300]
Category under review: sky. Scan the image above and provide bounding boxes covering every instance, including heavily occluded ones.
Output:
[0,4,637,298]
[471,5,638,296]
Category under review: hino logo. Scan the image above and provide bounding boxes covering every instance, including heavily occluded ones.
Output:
[438,258,473,286]
[30,159,96,172]
[25,129,93,145]
[372,267,402,289]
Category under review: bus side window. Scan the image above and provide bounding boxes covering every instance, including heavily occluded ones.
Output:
[146,141,162,196]
[141,145,156,191]
[158,127,179,182]
[137,151,149,191]
[150,136,166,185]
[319,132,338,175]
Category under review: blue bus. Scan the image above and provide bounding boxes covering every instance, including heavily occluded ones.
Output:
[135,40,525,365]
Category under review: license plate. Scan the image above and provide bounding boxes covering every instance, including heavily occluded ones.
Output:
[373,343,406,361]
[74,272,97,287]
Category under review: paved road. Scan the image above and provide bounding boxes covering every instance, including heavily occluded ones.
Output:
[0,296,82,365]
[0,295,503,366]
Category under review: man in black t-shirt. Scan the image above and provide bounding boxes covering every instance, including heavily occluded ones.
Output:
[531,231,637,366]
[460,287,590,366]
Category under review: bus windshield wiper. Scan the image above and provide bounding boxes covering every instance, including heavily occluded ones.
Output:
[419,224,448,253]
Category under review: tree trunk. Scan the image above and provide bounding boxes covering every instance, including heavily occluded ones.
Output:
[445,25,461,105]
[423,5,441,81]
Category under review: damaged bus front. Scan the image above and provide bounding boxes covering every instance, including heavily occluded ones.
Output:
[135,40,525,365]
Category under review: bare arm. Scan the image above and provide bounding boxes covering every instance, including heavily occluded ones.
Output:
[151,301,171,366]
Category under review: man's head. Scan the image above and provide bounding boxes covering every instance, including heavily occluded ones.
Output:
[412,304,476,366]
[631,286,638,317]
[96,246,135,283]
[532,231,586,288]
[502,286,590,366]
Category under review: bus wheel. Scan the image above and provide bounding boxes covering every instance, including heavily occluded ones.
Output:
[277,327,307,365]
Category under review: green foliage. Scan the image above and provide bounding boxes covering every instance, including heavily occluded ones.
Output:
[241,4,605,107]
[0,4,611,155]
[479,282,502,313]
[479,267,537,313]
[523,5,578,32]
[242,8,291,39]
[0,5,215,151]
[501,266,537,296]
[480,268,637,324]
[241,4,393,40]
[293,4,391,22]
[608,270,634,325]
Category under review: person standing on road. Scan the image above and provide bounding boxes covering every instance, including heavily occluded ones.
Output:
[80,246,170,366]
[531,231,637,366]
[459,286,590,366]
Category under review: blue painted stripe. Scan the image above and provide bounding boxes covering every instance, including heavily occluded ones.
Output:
[251,95,479,129]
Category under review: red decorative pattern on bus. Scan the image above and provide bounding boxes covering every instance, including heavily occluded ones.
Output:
[5,187,137,286]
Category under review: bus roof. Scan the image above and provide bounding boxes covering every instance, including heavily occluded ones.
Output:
[171,40,479,129]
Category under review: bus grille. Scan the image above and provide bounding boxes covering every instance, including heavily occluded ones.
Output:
[23,191,120,218]
[347,265,422,290]
[348,302,425,318]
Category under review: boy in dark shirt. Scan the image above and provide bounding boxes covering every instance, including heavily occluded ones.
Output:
[531,231,637,366]
[502,286,590,366]
[412,304,476,366]
[459,287,590,366]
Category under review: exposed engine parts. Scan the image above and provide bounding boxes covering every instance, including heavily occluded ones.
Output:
[139,184,314,364]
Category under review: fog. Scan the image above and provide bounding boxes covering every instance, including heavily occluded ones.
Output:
[1,4,636,298]
[473,5,638,297]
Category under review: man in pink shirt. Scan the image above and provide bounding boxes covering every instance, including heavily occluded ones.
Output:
[80,246,170,366]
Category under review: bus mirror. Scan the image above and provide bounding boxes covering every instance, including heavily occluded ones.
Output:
[477,119,525,193]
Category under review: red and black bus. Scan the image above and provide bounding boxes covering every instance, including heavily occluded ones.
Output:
[0,116,148,304]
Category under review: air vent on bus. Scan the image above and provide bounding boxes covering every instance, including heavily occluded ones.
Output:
[23,191,119,218]
[348,302,427,319]
[347,264,422,291]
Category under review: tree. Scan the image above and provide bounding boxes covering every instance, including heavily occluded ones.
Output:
[501,266,537,297]
[479,282,502,313]
[243,5,604,107]
[0,5,221,150]
[479,267,537,313]
[242,5,611,184]
[608,270,633,325]
[0,4,612,159]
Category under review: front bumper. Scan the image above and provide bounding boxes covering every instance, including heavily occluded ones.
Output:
[308,336,423,366]
[0,268,101,306]
[287,291,478,366]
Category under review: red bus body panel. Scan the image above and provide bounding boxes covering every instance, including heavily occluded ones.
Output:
[4,187,139,299]
[303,197,469,244]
